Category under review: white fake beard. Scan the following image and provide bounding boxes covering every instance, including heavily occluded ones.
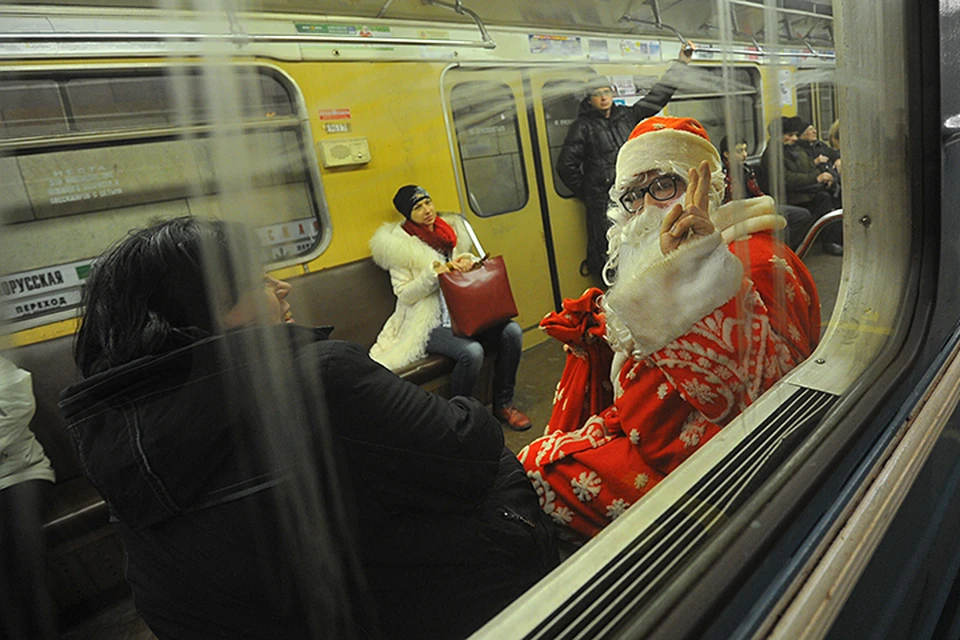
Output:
[609,202,670,285]
[603,202,670,359]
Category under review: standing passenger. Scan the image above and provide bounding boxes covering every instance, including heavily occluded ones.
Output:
[59,217,558,640]
[557,46,693,279]
[370,185,532,431]
[521,117,820,540]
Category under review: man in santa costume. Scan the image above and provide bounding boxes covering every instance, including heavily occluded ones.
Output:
[519,116,821,540]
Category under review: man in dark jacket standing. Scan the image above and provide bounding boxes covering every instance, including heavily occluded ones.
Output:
[557,47,693,279]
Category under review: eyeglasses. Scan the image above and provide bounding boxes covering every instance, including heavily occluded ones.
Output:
[619,175,683,213]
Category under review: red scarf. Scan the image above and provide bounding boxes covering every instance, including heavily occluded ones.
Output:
[402,217,458,255]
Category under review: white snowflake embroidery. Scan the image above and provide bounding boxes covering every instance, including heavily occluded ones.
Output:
[769,254,788,270]
[571,471,602,503]
[681,378,719,404]
[527,471,556,513]
[606,498,631,520]
[551,505,574,524]
[785,282,797,302]
[634,473,649,490]
[679,419,707,448]
[657,383,669,399]
[629,429,640,445]
[788,323,801,343]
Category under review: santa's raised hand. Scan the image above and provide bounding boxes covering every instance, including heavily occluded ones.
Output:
[659,160,714,255]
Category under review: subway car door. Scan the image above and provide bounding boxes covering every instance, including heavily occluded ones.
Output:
[443,67,557,345]
[527,68,596,301]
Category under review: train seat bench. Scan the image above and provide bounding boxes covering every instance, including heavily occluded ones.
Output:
[4,256,494,622]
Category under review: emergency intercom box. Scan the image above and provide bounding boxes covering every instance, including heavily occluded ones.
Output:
[318,137,371,168]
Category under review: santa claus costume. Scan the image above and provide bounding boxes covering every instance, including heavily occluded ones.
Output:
[519,117,821,540]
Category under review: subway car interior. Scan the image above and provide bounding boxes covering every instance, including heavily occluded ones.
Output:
[1,0,959,638]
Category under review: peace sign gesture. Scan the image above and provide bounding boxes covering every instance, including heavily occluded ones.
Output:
[659,160,715,255]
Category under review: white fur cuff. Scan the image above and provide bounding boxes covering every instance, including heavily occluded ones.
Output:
[603,231,744,357]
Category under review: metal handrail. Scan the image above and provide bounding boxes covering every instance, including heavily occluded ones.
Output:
[795,208,843,259]
[0,31,496,49]
[420,0,495,48]
[619,14,690,48]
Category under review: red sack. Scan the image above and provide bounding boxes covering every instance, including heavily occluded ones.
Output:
[438,256,518,338]
[540,287,613,434]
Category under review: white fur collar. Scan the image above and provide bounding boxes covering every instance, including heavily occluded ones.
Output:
[603,230,743,359]
[368,215,472,271]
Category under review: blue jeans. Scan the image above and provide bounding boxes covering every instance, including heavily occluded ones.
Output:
[426,321,523,409]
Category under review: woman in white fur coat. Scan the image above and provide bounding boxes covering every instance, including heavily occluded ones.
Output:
[369,185,532,431]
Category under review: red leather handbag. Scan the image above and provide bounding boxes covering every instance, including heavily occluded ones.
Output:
[438,255,519,338]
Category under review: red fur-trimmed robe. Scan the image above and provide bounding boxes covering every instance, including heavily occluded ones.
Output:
[519,197,820,539]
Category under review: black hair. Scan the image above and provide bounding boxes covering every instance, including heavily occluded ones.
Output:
[75,216,260,377]
[718,136,748,156]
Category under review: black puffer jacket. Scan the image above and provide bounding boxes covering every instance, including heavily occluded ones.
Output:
[59,325,558,640]
[557,63,685,206]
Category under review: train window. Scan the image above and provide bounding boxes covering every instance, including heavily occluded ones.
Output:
[542,79,584,198]
[450,81,528,217]
[0,65,324,329]
[65,71,295,132]
[819,83,837,133]
[668,66,763,154]
[797,81,836,140]
[0,80,69,138]
[796,83,814,130]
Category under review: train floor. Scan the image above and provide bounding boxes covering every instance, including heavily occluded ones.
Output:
[57,248,839,639]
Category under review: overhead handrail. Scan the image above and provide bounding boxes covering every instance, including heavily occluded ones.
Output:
[420,0,495,49]
[375,0,397,19]
[0,29,496,49]
[619,15,690,49]
[0,0,497,51]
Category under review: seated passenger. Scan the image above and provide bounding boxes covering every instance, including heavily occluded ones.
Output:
[1,356,57,640]
[761,116,842,255]
[59,217,559,640]
[369,185,532,431]
[796,118,842,202]
[520,117,821,540]
[719,135,812,250]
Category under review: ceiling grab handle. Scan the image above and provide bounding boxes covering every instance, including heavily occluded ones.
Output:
[420,0,496,49]
[619,0,692,49]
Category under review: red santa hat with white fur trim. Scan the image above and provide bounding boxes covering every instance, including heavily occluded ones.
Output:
[611,116,725,210]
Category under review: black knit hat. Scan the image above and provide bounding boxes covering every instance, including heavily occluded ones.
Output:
[784,116,805,135]
[393,185,430,219]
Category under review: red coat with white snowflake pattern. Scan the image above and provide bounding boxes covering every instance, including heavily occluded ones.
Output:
[518,230,820,539]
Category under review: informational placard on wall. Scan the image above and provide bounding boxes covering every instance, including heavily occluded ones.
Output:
[529,34,582,56]
[620,39,661,60]
[255,217,321,261]
[779,69,794,107]
[0,259,93,322]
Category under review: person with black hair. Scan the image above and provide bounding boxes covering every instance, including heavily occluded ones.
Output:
[556,46,693,279]
[719,135,812,250]
[59,216,559,640]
